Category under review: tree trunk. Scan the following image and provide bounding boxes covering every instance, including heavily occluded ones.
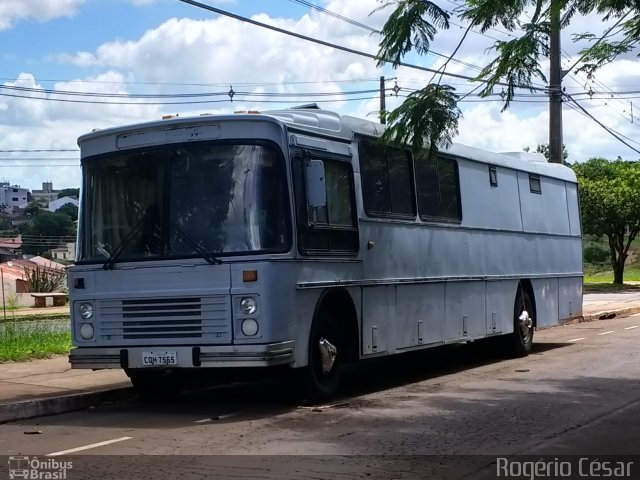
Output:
[612,256,626,284]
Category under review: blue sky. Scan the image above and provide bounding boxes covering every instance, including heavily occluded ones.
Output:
[1,0,639,191]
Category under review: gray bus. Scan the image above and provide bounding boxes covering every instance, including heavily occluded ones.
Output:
[68,107,582,402]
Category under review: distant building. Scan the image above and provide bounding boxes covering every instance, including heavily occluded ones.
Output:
[31,181,60,205]
[0,235,21,262]
[48,196,79,213]
[0,182,29,210]
[50,242,76,263]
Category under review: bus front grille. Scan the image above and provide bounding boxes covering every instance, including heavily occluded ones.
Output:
[99,296,231,343]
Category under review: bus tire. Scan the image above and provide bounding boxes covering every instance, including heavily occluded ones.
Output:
[126,369,185,399]
[507,286,534,357]
[299,309,343,404]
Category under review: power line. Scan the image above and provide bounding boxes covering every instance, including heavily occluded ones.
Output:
[0,76,383,88]
[0,91,381,105]
[0,149,78,153]
[565,94,640,155]
[287,0,485,73]
[177,0,546,91]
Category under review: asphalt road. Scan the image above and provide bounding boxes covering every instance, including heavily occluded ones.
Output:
[1,315,639,479]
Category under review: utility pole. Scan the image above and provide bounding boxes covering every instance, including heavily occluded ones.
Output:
[548,1,563,164]
[379,76,386,124]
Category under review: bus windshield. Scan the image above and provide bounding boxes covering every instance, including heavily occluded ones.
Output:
[78,142,290,263]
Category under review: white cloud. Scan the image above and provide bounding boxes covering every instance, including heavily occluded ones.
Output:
[0,0,84,30]
[58,1,389,89]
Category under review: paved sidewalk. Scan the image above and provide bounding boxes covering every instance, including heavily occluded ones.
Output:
[1,293,640,424]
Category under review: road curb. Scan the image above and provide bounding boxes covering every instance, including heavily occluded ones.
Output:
[571,306,640,324]
[0,387,133,424]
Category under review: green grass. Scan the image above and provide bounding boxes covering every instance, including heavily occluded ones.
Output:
[583,283,640,293]
[0,321,72,362]
[584,264,640,283]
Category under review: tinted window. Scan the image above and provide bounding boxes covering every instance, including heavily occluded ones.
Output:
[359,140,415,217]
[489,166,498,187]
[415,153,461,221]
[294,156,358,254]
[529,175,542,194]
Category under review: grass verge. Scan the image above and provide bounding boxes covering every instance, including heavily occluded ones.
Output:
[584,264,640,283]
[0,321,71,362]
[583,283,640,293]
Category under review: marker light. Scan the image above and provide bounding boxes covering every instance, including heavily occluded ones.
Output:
[241,319,259,336]
[80,323,94,340]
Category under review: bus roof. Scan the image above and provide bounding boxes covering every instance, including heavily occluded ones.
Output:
[79,107,576,183]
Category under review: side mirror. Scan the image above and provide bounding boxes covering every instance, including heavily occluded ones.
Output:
[305,159,327,208]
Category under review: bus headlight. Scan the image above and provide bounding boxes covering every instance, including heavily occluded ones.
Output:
[241,318,259,336]
[240,297,257,315]
[79,303,94,320]
[79,323,94,340]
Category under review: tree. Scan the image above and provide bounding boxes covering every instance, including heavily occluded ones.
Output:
[21,211,76,255]
[23,201,42,217]
[524,143,569,163]
[57,188,79,199]
[376,1,640,151]
[23,265,66,293]
[56,203,78,221]
[572,158,640,284]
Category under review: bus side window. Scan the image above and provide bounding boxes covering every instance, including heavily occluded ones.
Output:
[359,139,415,218]
[416,153,461,221]
[293,156,358,254]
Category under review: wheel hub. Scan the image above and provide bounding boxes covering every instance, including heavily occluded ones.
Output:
[519,310,533,335]
[318,337,337,375]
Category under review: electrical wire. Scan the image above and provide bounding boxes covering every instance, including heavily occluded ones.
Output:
[176,0,548,92]
[564,94,640,155]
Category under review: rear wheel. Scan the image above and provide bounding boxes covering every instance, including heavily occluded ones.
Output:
[299,310,343,404]
[506,286,534,357]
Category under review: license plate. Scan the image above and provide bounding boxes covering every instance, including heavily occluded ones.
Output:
[142,351,177,366]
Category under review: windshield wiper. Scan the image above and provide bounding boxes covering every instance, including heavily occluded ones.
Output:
[102,219,146,270]
[102,217,222,269]
[171,223,222,265]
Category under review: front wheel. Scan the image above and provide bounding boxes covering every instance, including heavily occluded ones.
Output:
[126,369,185,399]
[505,286,534,357]
[299,312,343,404]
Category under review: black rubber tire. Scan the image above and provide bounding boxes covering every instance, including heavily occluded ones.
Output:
[507,287,534,357]
[126,369,185,399]
[299,310,343,404]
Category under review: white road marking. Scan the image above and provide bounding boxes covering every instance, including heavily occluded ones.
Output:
[194,418,212,423]
[46,436,133,456]
[597,331,615,336]
[625,326,639,330]
[568,337,585,342]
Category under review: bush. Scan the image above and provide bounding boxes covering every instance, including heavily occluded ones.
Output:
[584,243,609,264]
[24,266,66,293]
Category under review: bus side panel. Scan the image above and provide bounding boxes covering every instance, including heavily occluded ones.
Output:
[292,288,323,367]
[518,172,571,235]
[485,280,519,335]
[559,277,582,321]
[361,285,393,355]
[444,281,486,342]
[531,278,560,328]
[394,283,445,350]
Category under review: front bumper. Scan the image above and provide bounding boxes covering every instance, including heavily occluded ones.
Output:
[69,341,295,369]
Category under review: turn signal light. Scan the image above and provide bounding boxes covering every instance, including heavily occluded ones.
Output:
[242,270,258,282]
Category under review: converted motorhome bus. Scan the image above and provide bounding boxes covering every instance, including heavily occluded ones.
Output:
[68,107,582,402]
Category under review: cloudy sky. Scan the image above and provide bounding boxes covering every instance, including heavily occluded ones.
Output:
[1,0,639,191]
